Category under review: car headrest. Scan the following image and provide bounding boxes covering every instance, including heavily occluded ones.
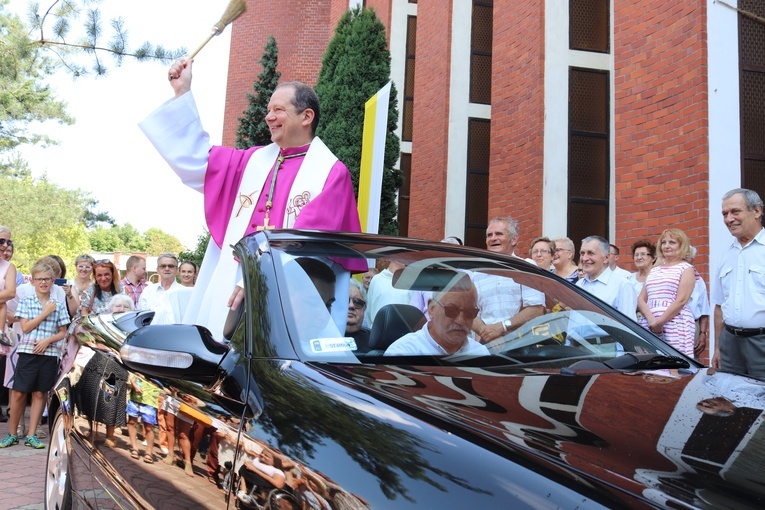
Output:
[112,310,155,334]
[368,304,426,352]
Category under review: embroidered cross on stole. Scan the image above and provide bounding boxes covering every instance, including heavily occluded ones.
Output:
[234,151,308,230]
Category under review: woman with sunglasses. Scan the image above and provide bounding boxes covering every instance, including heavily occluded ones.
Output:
[82,260,124,315]
[0,227,17,349]
[66,255,96,318]
[346,280,370,351]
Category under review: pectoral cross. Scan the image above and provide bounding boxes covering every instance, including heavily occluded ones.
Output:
[257,210,275,231]
[243,150,308,229]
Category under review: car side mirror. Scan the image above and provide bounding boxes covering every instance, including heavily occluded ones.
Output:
[120,324,229,384]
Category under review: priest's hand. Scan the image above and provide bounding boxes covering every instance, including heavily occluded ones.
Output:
[228,285,245,311]
[168,58,193,97]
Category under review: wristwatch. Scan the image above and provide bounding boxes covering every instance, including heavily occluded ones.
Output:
[502,319,512,332]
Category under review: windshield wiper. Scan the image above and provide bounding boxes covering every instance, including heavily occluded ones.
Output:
[561,353,690,375]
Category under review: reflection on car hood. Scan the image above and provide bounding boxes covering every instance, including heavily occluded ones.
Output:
[327,363,765,509]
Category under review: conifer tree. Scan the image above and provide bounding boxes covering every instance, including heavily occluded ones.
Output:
[236,35,281,149]
[314,7,403,235]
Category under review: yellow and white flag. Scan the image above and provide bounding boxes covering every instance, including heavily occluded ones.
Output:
[358,81,392,234]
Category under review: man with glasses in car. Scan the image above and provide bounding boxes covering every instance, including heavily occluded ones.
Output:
[138,254,181,312]
[385,273,489,357]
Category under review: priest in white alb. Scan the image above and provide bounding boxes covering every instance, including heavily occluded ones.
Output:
[140,59,361,339]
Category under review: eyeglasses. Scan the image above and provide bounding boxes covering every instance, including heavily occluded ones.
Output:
[531,249,552,256]
[554,248,571,253]
[33,277,53,283]
[158,264,177,269]
[76,264,93,271]
[433,299,480,320]
[633,252,651,259]
[0,239,12,247]
[349,297,366,309]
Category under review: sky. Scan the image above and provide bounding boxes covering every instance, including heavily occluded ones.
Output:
[12,0,232,249]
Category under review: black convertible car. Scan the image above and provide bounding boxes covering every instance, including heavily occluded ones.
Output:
[45,230,765,509]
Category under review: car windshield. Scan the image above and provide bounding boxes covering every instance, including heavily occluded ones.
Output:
[269,238,685,368]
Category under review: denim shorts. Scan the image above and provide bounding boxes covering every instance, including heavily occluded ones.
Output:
[127,400,158,425]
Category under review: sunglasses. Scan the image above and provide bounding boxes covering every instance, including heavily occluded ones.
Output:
[349,297,366,309]
[95,259,113,265]
[0,239,12,247]
[158,264,177,269]
[433,299,480,320]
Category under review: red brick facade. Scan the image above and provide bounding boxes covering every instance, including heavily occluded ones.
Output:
[614,1,709,277]
[224,1,711,279]
[407,1,453,236]
[488,0,546,237]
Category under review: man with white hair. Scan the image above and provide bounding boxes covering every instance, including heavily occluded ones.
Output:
[577,236,637,320]
[472,217,545,343]
[386,273,488,357]
[712,188,765,377]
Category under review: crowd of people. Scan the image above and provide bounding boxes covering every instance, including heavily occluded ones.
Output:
[349,187,763,377]
[1,186,762,457]
[0,243,198,450]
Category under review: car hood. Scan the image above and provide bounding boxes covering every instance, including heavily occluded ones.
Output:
[325,363,765,509]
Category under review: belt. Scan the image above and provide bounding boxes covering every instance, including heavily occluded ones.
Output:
[724,324,765,337]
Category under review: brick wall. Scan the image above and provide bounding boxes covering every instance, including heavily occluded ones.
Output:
[614,1,709,277]
[407,0,453,239]
[223,0,334,146]
[489,0,546,241]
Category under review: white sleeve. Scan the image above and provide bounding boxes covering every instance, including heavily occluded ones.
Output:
[137,286,151,311]
[138,91,211,192]
[616,281,638,322]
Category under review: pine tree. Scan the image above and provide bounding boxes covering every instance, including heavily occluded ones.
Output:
[314,7,403,235]
[236,35,281,149]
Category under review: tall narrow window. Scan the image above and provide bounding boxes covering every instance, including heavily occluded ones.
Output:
[569,0,609,53]
[398,153,411,237]
[470,0,493,104]
[739,0,765,198]
[568,67,610,246]
[465,119,490,247]
[402,16,417,142]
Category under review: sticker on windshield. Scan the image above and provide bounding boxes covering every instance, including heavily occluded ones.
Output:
[310,338,357,353]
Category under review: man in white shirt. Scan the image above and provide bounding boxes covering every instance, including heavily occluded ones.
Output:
[138,254,181,312]
[712,188,765,378]
[608,244,631,279]
[577,236,637,321]
[472,217,545,343]
[386,273,489,357]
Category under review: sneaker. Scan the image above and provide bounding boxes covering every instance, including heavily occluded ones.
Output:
[24,435,45,449]
[0,434,19,448]
[236,490,252,505]
[36,425,47,439]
